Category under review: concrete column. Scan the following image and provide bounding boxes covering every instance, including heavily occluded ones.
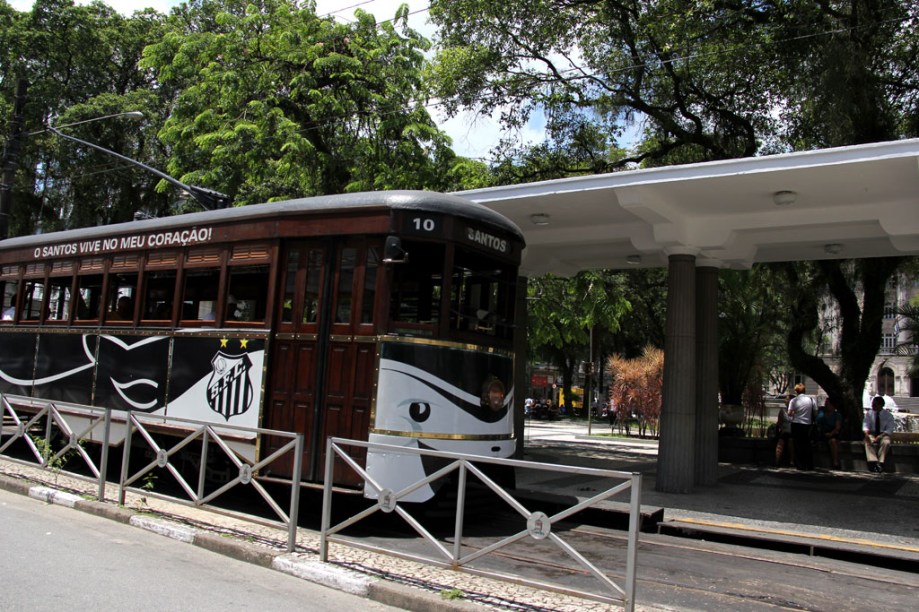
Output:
[656,252,697,493]
[695,264,720,486]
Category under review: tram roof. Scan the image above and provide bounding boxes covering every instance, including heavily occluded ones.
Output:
[456,139,919,276]
[0,190,524,251]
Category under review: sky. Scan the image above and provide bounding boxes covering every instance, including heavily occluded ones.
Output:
[8,0,546,161]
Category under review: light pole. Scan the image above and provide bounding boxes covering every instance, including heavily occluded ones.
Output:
[1,110,231,239]
[46,112,230,212]
[27,110,145,136]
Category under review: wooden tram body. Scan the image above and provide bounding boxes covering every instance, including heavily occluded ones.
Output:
[0,191,524,499]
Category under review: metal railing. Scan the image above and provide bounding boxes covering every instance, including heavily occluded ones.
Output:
[320,437,641,610]
[0,393,304,552]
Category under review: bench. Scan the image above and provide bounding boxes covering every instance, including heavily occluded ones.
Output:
[719,434,919,474]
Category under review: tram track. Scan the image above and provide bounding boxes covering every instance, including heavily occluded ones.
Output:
[339,507,919,610]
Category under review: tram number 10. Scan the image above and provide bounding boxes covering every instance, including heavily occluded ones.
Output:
[412,217,437,232]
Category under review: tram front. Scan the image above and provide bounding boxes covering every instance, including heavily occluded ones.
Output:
[366,199,524,502]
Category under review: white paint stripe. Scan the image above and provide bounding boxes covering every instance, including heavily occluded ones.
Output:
[28,486,82,507]
[272,555,372,596]
[130,515,196,543]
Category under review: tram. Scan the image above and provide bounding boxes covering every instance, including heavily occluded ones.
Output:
[0,191,524,501]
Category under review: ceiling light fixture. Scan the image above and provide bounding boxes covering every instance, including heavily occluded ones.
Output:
[626,254,642,265]
[824,243,843,255]
[530,213,551,226]
[772,190,797,206]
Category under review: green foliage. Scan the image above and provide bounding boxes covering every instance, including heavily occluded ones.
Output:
[429,0,917,168]
[142,0,455,203]
[439,588,465,601]
[1,0,464,233]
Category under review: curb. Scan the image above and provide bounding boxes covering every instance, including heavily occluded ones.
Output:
[0,473,483,611]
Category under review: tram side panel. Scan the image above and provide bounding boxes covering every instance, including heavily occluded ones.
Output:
[0,331,39,396]
[0,330,266,460]
[94,334,169,411]
[366,340,515,502]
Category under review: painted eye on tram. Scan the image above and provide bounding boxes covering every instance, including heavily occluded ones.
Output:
[409,402,431,422]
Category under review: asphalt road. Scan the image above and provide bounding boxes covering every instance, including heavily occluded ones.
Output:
[0,488,401,611]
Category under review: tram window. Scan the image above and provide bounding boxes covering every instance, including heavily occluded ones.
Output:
[181,268,220,321]
[1,280,17,321]
[334,247,357,324]
[141,270,177,322]
[281,251,297,323]
[106,273,137,323]
[389,242,444,327]
[226,264,268,324]
[451,249,514,339]
[304,249,323,324]
[74,274,103,321]
[21,280,46,321]
[361,247,380,324]
[46,278,72,322]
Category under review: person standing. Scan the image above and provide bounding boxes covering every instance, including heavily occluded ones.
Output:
[863,395,895,473]
[787,383,816,470]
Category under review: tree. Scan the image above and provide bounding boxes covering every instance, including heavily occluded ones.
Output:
[429,1,917,165]
[429,1,918,442]
[778,258,905,437]
[141,0,457,204]
[718,267,790,406]
[0,0,169,234]
[527,271,631,414]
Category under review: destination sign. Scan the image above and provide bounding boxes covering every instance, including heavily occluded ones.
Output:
[462,226,509,255]
[31,227,214,260]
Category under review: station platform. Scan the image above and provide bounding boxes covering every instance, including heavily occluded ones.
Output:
[519,419,919,569]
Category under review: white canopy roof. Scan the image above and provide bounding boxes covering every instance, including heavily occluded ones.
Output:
[456,139,919,276]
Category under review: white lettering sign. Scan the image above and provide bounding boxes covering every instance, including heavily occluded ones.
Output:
[465,227,509,254]
[31,227,214,260]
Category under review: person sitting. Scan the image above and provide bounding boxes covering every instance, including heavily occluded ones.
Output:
[774,404,792,467]
[863,395,895,473]
[816,397,843,469]
[2,293,17,321]
[108,295,134,321]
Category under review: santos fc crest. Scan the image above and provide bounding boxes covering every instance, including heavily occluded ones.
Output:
[207,351,254,420]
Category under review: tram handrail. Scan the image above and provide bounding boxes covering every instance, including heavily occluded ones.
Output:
[0,392,304,552]
[320,437,641,610]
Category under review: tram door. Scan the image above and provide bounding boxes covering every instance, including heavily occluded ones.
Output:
[265,240,378,485]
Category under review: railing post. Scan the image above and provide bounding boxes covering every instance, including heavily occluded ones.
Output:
[287,433,304,552]
[198,428,209,504]
[319,436,335,562]
[624,472,642,612]
[118,413,135,506]
[41,401,54,468]
[453,460,468,564]
[97,407,112,501]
